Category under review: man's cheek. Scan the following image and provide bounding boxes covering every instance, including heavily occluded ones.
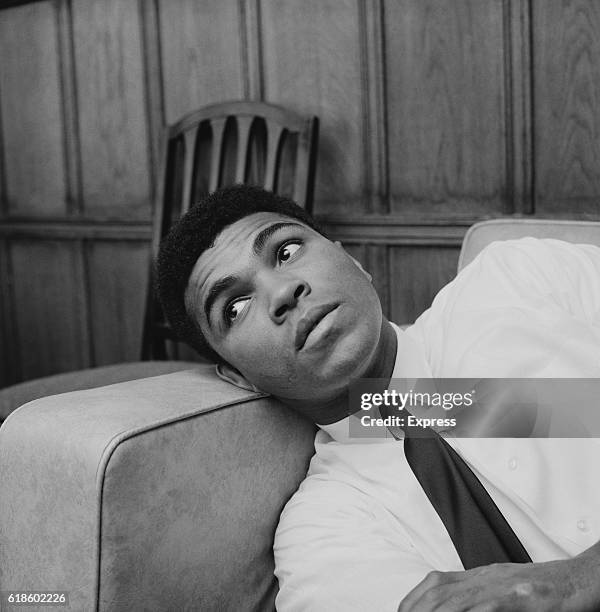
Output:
[241,332,278,361]
[229,337,282,373]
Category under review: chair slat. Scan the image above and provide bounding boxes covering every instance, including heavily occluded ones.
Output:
[264,123,284,191]
[208,118,227,192]
[235,116,254,183]
[292,127,309,210]
[156,323,178,341]
[180,128,197,214]
[142,102,318,361]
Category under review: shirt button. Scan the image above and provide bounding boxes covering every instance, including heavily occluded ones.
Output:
[508,457,518,470]
[577,519,589,532]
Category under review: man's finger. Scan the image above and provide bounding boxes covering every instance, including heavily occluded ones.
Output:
[397,565,508,612]
[397,570,465,611]
[398,571,444,612]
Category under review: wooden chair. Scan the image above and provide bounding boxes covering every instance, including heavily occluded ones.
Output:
[141,100,320,360]
[0,102,318,422]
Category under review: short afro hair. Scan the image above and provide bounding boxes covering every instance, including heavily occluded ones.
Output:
[156,184,323,361]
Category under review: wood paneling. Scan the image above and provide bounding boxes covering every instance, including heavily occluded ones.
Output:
[159,0,245,123]
[139,0,164,197]
[360,0,389,213]
[0,239,18,386]
[261,0,366,215]
[56,0,81,215]
[241,0,263,100]
[86,241,149,365]
[1,0,600,386]
[321,216,467,245]
[0,1,66,216]
[10,240,90,381]
[505,0,533,215]
[384,0,506,216]
[0,220,151,241]
[72,0,151,218]
[533,0,600,216]
[0,246,8,386]
[389,246,460,325]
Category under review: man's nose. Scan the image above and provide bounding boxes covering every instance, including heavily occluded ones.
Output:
[265,274,310,323]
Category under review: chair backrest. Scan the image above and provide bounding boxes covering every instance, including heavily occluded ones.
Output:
[458,218,600,272]
[141,101,319,360]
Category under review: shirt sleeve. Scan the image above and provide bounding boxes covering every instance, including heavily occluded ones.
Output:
[465,237,600,327]
[411,237,600,378]
[273,477,435,612]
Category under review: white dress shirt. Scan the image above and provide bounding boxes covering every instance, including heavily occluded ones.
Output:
[274,238,600,612]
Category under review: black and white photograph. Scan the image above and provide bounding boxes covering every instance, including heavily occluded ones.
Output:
[1,1,600,610]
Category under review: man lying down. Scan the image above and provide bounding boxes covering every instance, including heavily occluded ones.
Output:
[156,185,600,611]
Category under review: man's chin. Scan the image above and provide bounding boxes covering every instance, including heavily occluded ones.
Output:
[282,350,377,405]
[317,328,379,379]
[255,320,381,403]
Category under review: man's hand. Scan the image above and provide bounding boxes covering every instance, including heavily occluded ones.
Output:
[397,552,600,611]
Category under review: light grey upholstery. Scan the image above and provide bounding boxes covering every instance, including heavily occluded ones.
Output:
[0,365,316,611]
[458,218,600,270]
[0,361,198,423]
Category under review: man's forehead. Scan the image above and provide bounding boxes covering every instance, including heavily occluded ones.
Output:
[196,212,305,275]
[185,212,310,318]
[211,211,298,250]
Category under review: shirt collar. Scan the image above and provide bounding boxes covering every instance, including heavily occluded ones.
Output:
[318,322,433,443]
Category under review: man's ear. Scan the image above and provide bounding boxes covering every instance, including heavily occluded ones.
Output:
[334,240,372,282]
[215,362,262,393]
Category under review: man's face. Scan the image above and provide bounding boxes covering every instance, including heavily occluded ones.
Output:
[185,212,383,403]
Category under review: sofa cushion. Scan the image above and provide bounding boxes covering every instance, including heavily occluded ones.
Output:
[0,365,317,611]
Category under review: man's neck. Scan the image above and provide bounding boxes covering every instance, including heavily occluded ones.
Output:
[364,317,398,381]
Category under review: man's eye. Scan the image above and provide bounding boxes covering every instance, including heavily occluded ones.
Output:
[278,241,302,263]
[224,298,249,324]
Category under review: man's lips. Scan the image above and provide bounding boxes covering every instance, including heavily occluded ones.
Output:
[295,303,339,350]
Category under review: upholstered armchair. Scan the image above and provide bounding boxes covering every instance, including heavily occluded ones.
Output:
[0,364,316,611]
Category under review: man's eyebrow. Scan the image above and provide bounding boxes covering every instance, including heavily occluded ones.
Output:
[204,274,239,327]
[203,222,306,328]
[252,221,305,256]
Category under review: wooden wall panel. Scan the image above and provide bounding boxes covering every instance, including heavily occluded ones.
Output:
[389,246,460,325]
[0,297,9,387]
[0,1,67,216]
[9,240,90,381]
[86,241,149,365]
[2,0,600,387]
[0,239,18,387]
[533,0,600,216]
[159,0,245,123]
[260,0,366,215]
[384,0,506,216]
[72,0,151,218]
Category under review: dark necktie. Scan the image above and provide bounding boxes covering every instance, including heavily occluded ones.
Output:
[403,431,532,569]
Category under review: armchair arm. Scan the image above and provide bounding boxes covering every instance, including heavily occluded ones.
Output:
[0,360,200,422]
[0,365,316,611]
